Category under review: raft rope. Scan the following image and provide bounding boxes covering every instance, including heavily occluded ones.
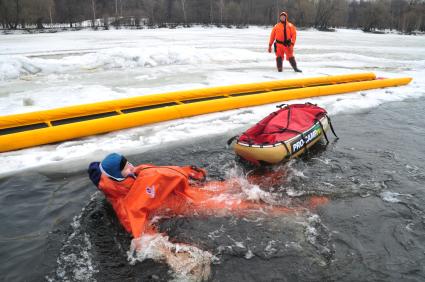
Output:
[226,135,239,146]
[315,112,339,145]
[327,115,339,139]
[317,118,329,144]
[281,141,291,158]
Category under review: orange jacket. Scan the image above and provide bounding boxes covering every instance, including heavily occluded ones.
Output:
[89,163,206,238]
[269,18,297,47]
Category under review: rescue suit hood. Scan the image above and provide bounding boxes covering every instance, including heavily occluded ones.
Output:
[100,153,128,181]
[279,11,288,22]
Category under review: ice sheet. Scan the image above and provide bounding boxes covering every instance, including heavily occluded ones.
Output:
[0,27,424,175]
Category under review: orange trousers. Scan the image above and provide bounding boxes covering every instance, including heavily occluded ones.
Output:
[276,44,294,60]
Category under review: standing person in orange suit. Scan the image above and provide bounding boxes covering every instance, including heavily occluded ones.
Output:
[268,11,302,73]
[88,153,326,240]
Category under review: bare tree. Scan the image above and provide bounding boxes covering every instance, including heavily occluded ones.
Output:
[0,0,21,28]
[143,0,155,24]
[402,3,422,33]
[314,0,338,30]
[274,0,279,19]
[165,0,172,19]
[225,1,241,25]
[218,0,225,25]
[360,0,390,32]
[181,0,187,24]
[15,0,20,28]
[48,0,54,25]
[209,0,213,24]
[91,0,96,27]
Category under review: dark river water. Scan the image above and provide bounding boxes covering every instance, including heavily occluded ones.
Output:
[1,97,424,282]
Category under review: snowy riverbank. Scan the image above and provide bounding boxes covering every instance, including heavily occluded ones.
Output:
[0,26,424,175]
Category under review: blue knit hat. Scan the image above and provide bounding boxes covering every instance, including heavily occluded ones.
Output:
[100,153,128,181]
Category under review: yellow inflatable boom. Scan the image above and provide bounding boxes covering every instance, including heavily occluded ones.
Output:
[0,73,412,152]
[0,73,375,129]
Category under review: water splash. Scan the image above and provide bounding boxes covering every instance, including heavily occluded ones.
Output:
[127,233,214,282]
[380,191,413,203]
[46,214,98,282]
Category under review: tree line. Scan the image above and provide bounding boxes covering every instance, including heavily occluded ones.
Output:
[1,0,424,33]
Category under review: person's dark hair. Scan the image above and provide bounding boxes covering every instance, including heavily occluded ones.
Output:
[120,156,128,170]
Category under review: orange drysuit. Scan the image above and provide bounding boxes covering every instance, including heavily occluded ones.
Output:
[90,164,211,237]
[269,12,297,60]
[88,162,327,238]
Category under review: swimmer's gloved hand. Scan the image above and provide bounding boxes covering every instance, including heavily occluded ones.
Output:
[187,165,207,182]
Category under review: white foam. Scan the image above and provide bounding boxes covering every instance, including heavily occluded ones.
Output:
[286,189,307,197]
[128,233,214,282]
[380,191,412,203]
[304,214,321,245]
[222,167,286,206]
[244,249,254,259]
[381,191,401,203]
[47,213,98,282]
[264,240,278,257]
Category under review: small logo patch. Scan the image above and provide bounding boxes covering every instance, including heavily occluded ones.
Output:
[146,185,155,198]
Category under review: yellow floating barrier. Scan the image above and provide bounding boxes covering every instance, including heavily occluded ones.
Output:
[0,74,412,152]
[0,73,375,129]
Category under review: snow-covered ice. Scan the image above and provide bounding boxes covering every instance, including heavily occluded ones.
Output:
[0,27,424,175]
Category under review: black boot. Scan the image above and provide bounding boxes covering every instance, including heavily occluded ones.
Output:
[276,57,283,72]
[289,57,302,73]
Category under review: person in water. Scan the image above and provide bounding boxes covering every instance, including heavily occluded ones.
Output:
[88,153,327,240]
[268,11,302,73]
[88,153,329,278]
[88,152,210,238]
